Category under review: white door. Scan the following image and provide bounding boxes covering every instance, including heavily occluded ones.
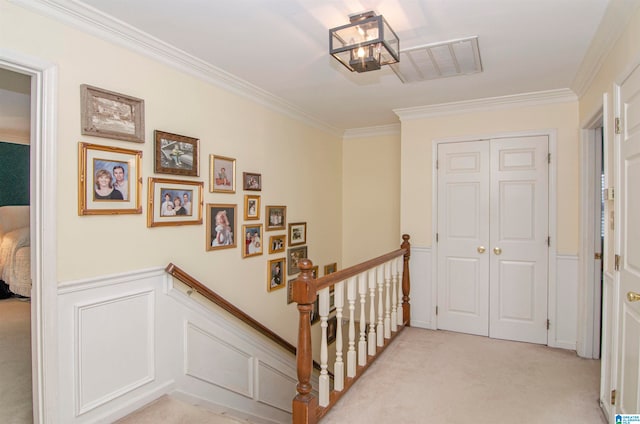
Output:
[616,62,640,415]
[437,136,549,344]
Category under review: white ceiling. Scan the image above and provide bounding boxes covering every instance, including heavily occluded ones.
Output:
[10,0,619,132]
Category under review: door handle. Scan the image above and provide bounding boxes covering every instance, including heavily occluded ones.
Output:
[627,292,640,302]
[477,246,486,254]
[493,247,502,255]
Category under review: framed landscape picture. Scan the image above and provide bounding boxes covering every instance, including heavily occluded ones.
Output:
[147,177,203,227]
[154,130,199,177]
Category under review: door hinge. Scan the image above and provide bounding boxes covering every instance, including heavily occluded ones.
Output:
[435,306,438,316]
[436,159,439,170]
[546,319,550,330]
[595,252,602,260]
[547,153,551,164]
[615,254,621,271]
[611,389,616,405]
[615,117,621,135]
[547,236,551,247]
[436,233,439,242]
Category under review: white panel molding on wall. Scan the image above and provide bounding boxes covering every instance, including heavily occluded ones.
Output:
[409,246,435,329]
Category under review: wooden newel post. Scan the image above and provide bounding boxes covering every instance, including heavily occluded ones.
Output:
[401,234,411,326]
[292,259,318,424]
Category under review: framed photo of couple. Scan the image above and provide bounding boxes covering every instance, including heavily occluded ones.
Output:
[78,142,142,215]
[147,177,203,227]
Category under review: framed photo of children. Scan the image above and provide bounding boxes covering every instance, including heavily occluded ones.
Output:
[244,195,260,220]
[78,142,142,215]
[81,84,145,143]
[210,154,236,193]
[266,205,286,231]
[267,257,286,292]
[154,130,199,177]
[206,203,237,251]
[243,172,261,191]
[288,222,307,246]
[242,224,263,258]
[147,177,203,227]
[268,234,286,254]
[287,245,307,275]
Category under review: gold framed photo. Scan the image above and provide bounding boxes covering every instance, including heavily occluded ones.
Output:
[78,142,142,215]
[154,130,199,177]
[287,245,307,275]
[324,262,337,275]
[244,195,261,220]
[210,154,236,193]
[242,224,263,258]
[268,234,286,254]
[81,84,145,143]
[206,203,237,251]
[267,257,286,292]
[266,205,286,231]
[288,222,307,246]
[147,177,203,227]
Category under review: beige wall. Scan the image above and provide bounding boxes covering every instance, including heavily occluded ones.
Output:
[0,0,342,342]
[342,132,401,266]
[400,102,580,254]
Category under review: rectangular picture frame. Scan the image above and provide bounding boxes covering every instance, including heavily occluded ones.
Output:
[327,315,338,344]
[243,172,262,191]
[267,257,286,292]
[244,195,261,220]
[287,278,296,304]
[147,177,203,227]
[266,205,286,231]
[78,142,142,215]
[154,130,199,177]
[242,223,263,258]
[206,203,237,251]
[287,245,308,275]
[268,234,286,254]
[81,84,145,143]
[324,262,337,275]
[288,221,307,246]
[210,154,236,193]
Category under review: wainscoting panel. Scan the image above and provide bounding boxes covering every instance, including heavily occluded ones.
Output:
[256,359,298,412]
[409,246,434,329]
[553,255,578,350]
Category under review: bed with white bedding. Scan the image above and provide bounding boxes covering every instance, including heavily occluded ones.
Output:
[0,206,31,297]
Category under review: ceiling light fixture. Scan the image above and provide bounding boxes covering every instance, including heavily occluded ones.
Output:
[329,11,399,73]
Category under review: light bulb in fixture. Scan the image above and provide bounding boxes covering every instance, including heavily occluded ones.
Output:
[357,47,365,58]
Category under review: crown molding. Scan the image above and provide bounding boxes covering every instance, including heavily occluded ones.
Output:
[393,88,577,121]
[343,123,400,139]
[11,0,342,137]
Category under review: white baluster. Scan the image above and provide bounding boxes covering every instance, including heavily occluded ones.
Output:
[368,269,377,356]
[318,287,330,407]
[376,265,384,347]
[391,258,398,332]
[347,277,357,378]
[358,273,367,366]
[384,261,391,339]
[396,256,404,326]
[333,281,344,391]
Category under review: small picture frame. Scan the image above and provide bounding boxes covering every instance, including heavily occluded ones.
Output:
[288,222,307,246]
[243,172,262,191]
[329,288,336,312]
[310,298,320,324]
[81,84,145,143]
[210,155,236,193]
[311,265,319,279]
[267,257,286,292]
[154,130,199,177]
[287,278,296,304]
[147,177,203,227]
[242,224,263,258]
[287,245,308,275]
[327,316,338,344]
[244,195,261,220]
[78,142,142,215]
[206,203,237,251]
[266,205,286,231]
[324,263,337,275]
[268,234,286,254]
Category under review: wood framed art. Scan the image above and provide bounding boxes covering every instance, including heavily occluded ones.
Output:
[266,205,286,231]
[154,130,199,177]
[288,222,307,246]
[287,278,296,304]
[267,257,286,292]
[210,154,236,193]
[206,203,237,251]
[244,195,261,220]
[310,298,320,324]
[287,245,307,275]
[327,315,338,344]
[81,84,145,143]
[311,265,319,279]
[243,172,261,191]
[78,142,142,215]
[268,234,286,254]
[147,177,203,227]
[242,223,263,258]
[324,263,337,275]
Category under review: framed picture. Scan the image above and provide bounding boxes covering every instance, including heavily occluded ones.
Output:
[242,224,263,258]
[324,263,337,275]
[287,245,308,275]
[288,222,307,246]
[287,278,296,304]
[329,288,336,312]
[206,203,237,251]
[78,142,142,215]
[244,195,261,220]
[266,205,286,231]
[210,155,236,193]
[311,265,319,279]
[81,84,145,143]
[147,177,203,227]
[243,172,262,191]
[267,257,286,292]
[154,130,199,177]
[327,315,338,344]
[310,298,320,324]
[268,234,286,254]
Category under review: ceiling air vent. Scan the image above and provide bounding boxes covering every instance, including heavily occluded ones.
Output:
[390,36,482,83]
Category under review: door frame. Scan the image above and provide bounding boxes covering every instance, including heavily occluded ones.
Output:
[431,129,558,346]
[0,48,58,423]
